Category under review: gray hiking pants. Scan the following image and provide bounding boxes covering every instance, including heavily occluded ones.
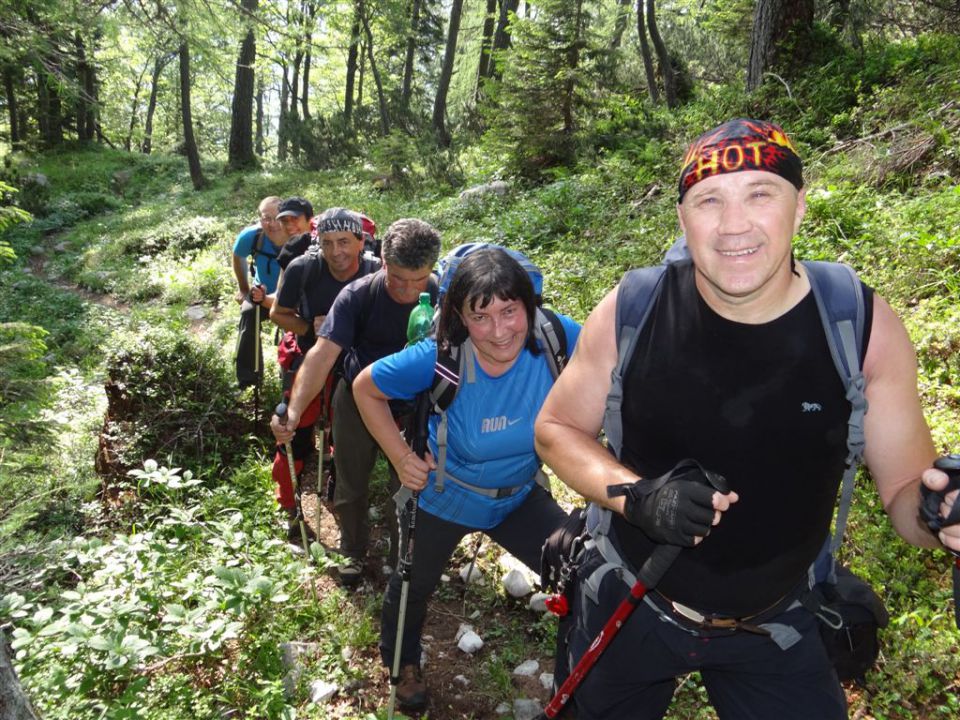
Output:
[331,380,400,565]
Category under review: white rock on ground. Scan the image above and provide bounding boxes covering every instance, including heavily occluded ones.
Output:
[539,672,554,690]
[503,568,533,597]
[455,623,484,654]
[309,679,338,704]
[459,563,483,584]
[185,305,207,321]
[513,698,543,720]
[453,674,470,687]
[499,553,538,586]
[495,702,511,715]
[529,592,550,612]
[513,659,539,676]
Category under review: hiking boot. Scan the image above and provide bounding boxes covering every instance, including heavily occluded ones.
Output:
[395,663,428,712]
[337,557,363,588]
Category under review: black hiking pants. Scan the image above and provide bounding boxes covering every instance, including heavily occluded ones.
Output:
[562,540,848,720]
[379,484,566,669]
[235,300,269,388]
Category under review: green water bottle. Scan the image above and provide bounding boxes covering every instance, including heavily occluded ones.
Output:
[407,292,433,344]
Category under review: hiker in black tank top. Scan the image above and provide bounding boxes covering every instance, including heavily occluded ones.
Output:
[615,261,873,616]
[535,119,954,720]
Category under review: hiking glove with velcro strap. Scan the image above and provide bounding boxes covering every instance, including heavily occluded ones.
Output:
[608,459,727,547]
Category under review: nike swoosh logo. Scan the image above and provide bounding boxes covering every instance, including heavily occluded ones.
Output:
[507,418,522,426]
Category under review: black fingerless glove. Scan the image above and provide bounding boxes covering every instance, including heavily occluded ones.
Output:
[920,455,960,555]
[608,459,727,547]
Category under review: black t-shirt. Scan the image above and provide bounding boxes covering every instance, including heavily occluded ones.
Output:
[275,251,381,353]
[614,262,873,616]
[277,232,312,270]
[319,270,439,384]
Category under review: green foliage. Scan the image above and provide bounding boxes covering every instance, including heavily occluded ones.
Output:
[99,329,246,477]
[2,460,327,720]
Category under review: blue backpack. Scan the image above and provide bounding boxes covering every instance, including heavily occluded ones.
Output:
[427,242,568,493]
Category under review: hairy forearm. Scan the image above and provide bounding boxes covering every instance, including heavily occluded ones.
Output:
[535,419,631,514]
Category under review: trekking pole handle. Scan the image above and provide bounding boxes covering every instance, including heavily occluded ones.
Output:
[922,455,960,544]
[276,403,289,426]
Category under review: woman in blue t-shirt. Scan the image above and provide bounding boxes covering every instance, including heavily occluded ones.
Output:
[352,247,580,712]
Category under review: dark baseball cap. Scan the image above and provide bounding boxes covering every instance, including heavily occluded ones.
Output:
[276,197,314,220]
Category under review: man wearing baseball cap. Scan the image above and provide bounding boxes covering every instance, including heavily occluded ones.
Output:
[534,118,955,719]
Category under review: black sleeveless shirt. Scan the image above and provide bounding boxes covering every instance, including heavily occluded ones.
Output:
[613,262,872,616]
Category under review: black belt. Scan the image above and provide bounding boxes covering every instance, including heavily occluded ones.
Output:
[652,586,799,638]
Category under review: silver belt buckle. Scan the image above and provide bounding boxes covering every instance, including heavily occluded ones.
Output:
[670,600,707,625]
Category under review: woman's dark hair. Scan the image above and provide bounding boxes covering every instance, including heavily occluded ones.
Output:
[435,247,540,355]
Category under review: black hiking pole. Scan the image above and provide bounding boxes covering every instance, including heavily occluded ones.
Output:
[386,390,431,720]
[251,282,264,431]
[921,454,960,628]
[314,386,328,534]
[276,402,311,557]
[538,467,728,719]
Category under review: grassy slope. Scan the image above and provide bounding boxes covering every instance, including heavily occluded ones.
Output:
[1,32,959,720]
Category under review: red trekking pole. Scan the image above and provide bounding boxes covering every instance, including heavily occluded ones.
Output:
[540,461,728,718]
[539,544,680,719]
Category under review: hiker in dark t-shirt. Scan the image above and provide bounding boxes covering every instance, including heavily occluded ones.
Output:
[534,119,956,720]
[268,208,379,543]
[271,218,441,588]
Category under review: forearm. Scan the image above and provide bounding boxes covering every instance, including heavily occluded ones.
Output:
[535,419,631,514]
[270,305,309,336]
[288,341,339,416]
[232,256,249,294]
[885,479,941,549]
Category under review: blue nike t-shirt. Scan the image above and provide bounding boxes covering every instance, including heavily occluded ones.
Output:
[370,314,580,529]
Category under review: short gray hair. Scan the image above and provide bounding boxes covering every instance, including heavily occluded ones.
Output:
[381,218,441,270]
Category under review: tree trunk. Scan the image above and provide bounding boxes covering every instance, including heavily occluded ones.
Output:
[401,0,422,109]
[489,0,520,79]
[636,0,659,104]
[178,40,206,190]
[125,61,148,151]
[278,63,290,161]
[357,40,365,107]
[746,0,814,92]
[345,1,361,124]
[75,32,89,141]
[562,0,586,140]
[361,8,389,135]
[646,0,676,108]
[432,0,464,146]
[3,66,19,147]
[142,54,165,154]
[301,0,316,120]
[37,54,63,148]
[289,49,303,157]
[255,73,264,156]
[0,636,40,720]
[475,0,496,101]
[228,0,258,170]
[83,40,97,142]
[610,0,631,49]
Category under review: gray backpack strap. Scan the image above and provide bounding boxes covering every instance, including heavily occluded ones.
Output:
[602,265,672,459]
[533,307,567,380]
[434,340,477,493]
[803,261,868,581]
